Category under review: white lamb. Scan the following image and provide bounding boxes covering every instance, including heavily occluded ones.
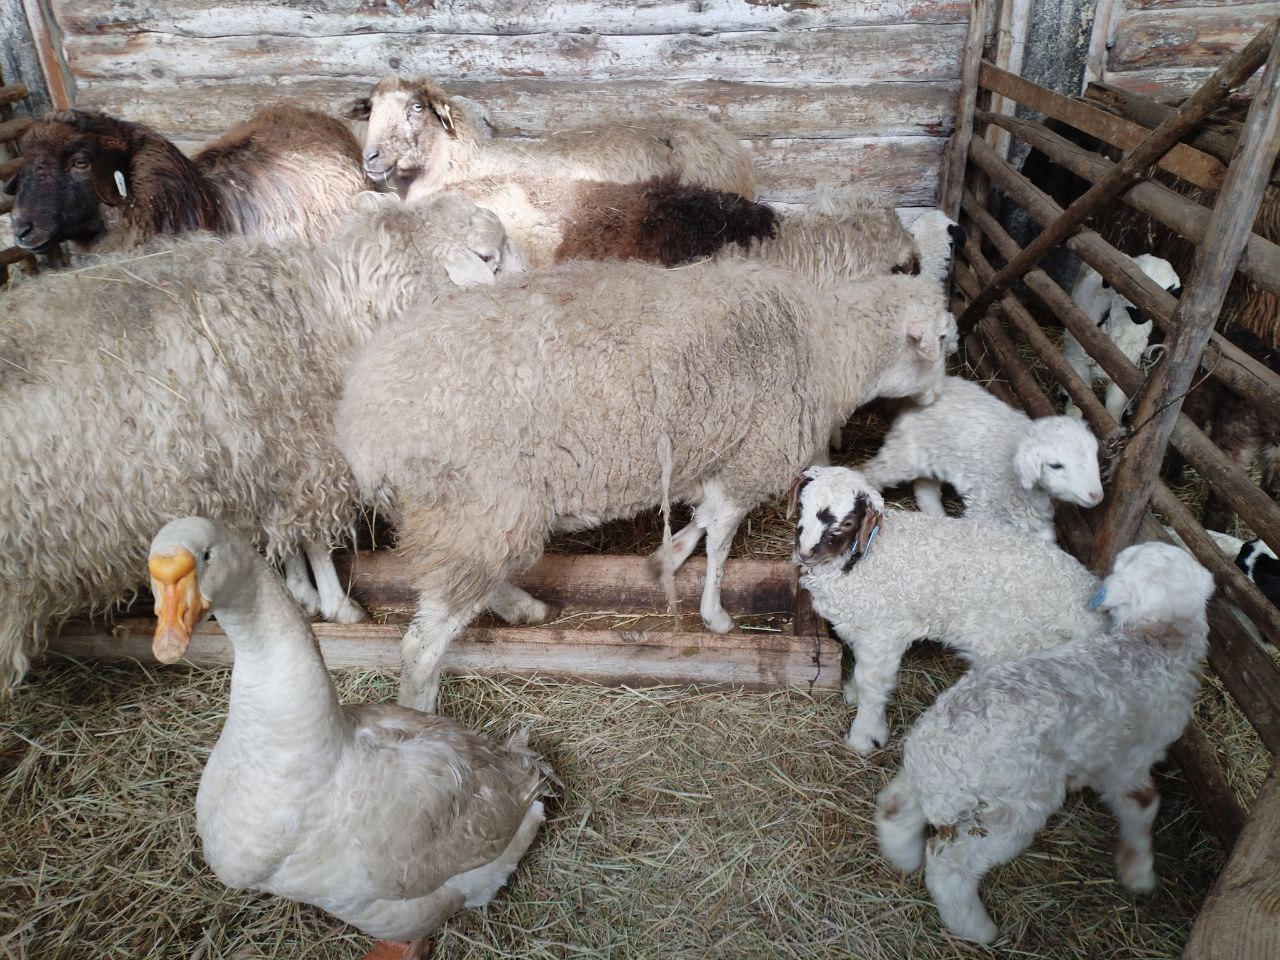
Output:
[791,466,1105,753]
[875,541,1213,944]
[859,376,1104,541]
[0,192,524,692]
[906,210,966,291]
[336,267,954,712]
[1061,255,1181,420]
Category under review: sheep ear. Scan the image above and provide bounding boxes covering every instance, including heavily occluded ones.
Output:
[1013,439,1042,490]
[907,318,940,362]
[443,248,497,287]
[784,474,810,522]
[342,97,372,122]
[841,492,885,570]
[428,95,457,135]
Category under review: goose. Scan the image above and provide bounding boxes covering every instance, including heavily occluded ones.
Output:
[148,516,554,958]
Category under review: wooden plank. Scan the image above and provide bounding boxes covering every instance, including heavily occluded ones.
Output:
[1170,726,1247,853]
[19,0,70,110]
[1110,3,1279,73]
[60,24,967,86]
[0,116,31,144]
[1092,27,1280,574]
[1183,763,1280,959]
[52,0,972,37]
[70,77,960,142]
[48,618,844,693]
[978,110,1280,296]
[0,245,34,267]
[335,551,796,618]
[0,156,21,180]
[1084,80,1245,167]
[940,0,988,216]
[1102,67,1251,100]
[0,82,27,106]
[0,0,53,115]
[1085,0,1123,87]
[979,61,1226,192]
[751,136,944,206]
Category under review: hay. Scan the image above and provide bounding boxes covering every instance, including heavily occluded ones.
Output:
[1,653,1223,960]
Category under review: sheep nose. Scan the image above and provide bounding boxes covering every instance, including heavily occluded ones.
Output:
[363,146,381,162]
[12,216,34,244]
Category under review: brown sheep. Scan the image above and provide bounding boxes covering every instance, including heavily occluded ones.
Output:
[5,105,368,254]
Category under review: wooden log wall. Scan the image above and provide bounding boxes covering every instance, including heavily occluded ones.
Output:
[1095,0,1278,97]
[37,0,973,212]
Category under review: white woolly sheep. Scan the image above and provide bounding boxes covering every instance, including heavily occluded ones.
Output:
[335,267,955,712]
[859,376,1104,541]
[790,466,1105,754]
[345,76,757,203]
[0,192,524,693]
[875,541,1213,944]
[906,209,966,291]
[1061,255,1181,420]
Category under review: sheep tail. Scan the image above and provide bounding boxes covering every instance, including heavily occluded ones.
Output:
[657,431,680,628]
[876,774,927,874]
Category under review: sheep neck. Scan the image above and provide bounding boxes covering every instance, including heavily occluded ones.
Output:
[216,565,345,756]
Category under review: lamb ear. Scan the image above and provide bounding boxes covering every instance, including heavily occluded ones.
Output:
[442,248,497,287]
[853,493,884,556]
[785,474,811,522]
[907,318,940,362]
[342,97,372,121]
[501,236,531,274]
[428,94,457,135]
[1013,438,1043,490]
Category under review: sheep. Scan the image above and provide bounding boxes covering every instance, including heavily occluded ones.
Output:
[334,267,955,712]
[344,75,757,202]
[0,191,524,694]
[790,466,1106,754]
[858,376,1104,541]
[875,542,1214,944]
[1060,254,1182,421]
[906,210,966,291]
[4,105,369,255]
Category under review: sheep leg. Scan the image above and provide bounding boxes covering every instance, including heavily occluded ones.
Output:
[1103,381,1131,424]
[1096,771,1160,893]
[912,478,946,517]
[924,810,1038,945]
[646,522,705,581]
[840,635,906,754]
[484,581,552,625]
[399,595,484,714]
[303,540,368,624]
[694,482,748,634]
[282,547,322,618]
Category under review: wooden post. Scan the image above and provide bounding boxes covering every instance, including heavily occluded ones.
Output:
[1092,28,1280,574]
[957,20,1278,332]
[1084,80,1244,168]
[940,0,990,217]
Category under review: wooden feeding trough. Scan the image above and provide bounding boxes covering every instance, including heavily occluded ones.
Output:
[943,11,1280,957]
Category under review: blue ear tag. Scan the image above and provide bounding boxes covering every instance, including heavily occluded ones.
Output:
[1087,585,1107,610]
[862,523,880,558]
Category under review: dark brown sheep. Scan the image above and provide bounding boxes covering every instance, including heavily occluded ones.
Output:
[4,105,368,254]
[552,175,777,266]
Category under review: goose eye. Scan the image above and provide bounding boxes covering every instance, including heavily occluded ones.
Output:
[202,549,213,563]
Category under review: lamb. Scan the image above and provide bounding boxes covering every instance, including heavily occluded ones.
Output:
[346,76,756,202]
[906,210,966,290]
[0,192,524,693]
[334,267,955,712]
[875,542,1213,944]
[5,105,368,255]
[859,376,1104,541]
[1060,255,1182,421]
[790,466,1106,754]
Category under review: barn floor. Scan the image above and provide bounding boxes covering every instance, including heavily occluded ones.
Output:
[0,652,1263,960]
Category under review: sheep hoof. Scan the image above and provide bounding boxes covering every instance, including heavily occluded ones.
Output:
[516,599,556,626]
[644,549,668,582]
[325,596,368,625]
[944,914,998,946]
[701,607,736,634]
[845,724,888,756]
[1121,867,1158,895]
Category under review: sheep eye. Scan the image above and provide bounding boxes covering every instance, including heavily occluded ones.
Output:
[68,155,90,171]
[1048,463,1064,470]
[410,102,424,113]
[202,549,213,563]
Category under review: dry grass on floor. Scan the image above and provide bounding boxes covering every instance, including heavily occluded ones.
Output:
[1,654,1225,960]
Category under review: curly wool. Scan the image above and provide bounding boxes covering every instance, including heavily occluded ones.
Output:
[860,376,1103,541]
[336,267,951,615]
[0,193,510,692]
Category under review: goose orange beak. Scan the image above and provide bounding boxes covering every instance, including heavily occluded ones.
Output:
[149,549,209,664]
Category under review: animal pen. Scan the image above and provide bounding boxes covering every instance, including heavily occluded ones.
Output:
[1,1,1279,958]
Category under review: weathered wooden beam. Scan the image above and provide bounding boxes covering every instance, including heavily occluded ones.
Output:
[0,246,34,268]
[978,109,1280,297]
[968,131,1280,427]
[979,62,1226,190]
[48,617,844,693]
[1083,80,1244,168]
[335,551,796,619]
[939,0,988,218]
[0,116,31,144]
[959,22,1278,331]
[1183,763,1280,959]
[951,261,1023,410]
[1093,28,1280,574]
[0,82,27,107]
[0,156,22,180]
[18,0,70,110]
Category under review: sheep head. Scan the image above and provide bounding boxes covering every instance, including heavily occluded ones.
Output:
[1014,416,1104,508]
[790,466,885,572]
[6,111,133,252]
[346,76,459,199]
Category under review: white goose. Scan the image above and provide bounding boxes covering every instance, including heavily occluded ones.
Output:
[148,517,553,958]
